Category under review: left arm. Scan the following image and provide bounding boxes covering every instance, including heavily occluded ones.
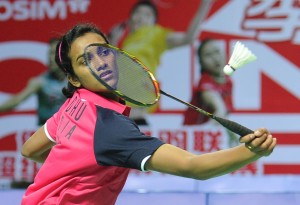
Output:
[166,0,214,48]
[201,90,228,118]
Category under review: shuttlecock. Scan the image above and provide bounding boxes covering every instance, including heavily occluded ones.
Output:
[223,41,257,75]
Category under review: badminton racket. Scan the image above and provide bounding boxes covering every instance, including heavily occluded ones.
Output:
[83,43,253,136]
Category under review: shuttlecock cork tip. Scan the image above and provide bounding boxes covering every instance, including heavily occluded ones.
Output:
[223,64,235,75]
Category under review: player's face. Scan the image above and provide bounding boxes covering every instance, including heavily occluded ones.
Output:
[200,41,225,76]
[85,45,119,89]
[129,5,156,32]
[69,32,118,92]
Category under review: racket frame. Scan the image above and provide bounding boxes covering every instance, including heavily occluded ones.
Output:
[84,43,160,106]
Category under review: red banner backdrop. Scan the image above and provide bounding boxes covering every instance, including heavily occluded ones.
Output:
[0,0,300,191]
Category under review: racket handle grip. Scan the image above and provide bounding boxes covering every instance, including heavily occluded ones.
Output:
[213,116,253,136]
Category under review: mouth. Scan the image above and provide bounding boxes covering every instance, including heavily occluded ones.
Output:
[99,70,113,81]
[214,62,222,69]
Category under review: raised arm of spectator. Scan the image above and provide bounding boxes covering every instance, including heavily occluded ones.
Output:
[166,0,214,48]
[0,77,42,112]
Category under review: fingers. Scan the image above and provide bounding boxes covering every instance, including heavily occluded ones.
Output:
[246,134,277,156]
[254,128,270,136]
[256,137,277,156]
[247,134,271,152]
[259,135,273,150]
[239,128,277,156]
[239,128,268,143]
[239,133,255,143]
[250,131,269,148]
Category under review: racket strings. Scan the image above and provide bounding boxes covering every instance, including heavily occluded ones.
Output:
[117,54,157,103]
[85,44,159,106]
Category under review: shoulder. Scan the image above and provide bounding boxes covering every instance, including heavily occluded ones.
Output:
[95,106,136,132]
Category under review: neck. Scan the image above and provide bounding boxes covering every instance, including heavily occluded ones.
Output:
[213,74,226,84]
[98,92,120,101]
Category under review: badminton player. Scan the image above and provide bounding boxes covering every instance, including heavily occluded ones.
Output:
[21,23,277,205]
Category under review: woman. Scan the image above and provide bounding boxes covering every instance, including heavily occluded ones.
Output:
[109,0,214,125]
[21,23,276,205]
[183,39,239,146]
[184,39,231,125]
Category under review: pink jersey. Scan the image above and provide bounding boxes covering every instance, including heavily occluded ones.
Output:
[22,89,164,205]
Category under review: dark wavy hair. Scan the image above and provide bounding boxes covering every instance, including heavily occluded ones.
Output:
[55,23,109,98]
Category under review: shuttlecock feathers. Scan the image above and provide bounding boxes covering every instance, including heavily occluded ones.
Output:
[223,41,257,75]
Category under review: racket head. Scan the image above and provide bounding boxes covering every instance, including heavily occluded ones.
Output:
[83,43,160,106]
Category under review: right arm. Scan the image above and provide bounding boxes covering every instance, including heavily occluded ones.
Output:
[0,77,42,112]
[21,126,54,163]
[166,0,214,49]
[145,128,276,180]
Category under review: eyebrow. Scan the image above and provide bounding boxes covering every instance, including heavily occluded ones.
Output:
[76,54,84,62]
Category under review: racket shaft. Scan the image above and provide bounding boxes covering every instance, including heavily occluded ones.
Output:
[160,90,253,136]
[160,90,212,116]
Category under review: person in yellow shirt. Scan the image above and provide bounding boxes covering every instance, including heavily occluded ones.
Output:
[109,0,213,125]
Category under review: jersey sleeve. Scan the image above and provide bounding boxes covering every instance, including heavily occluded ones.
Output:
[44,100,68,142]
[44,113,60,142]
[94,106,165,171]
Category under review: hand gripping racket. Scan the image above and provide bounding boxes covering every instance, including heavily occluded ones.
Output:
[84,43,253,136]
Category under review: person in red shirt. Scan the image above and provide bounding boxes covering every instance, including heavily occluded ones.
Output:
[21,24,277,205]
[183,39,238,146]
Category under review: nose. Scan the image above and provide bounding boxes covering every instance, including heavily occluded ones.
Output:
[95,57,108,71]
[97,63,108,71]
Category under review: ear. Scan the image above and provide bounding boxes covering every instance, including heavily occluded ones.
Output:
[67,74,81,88]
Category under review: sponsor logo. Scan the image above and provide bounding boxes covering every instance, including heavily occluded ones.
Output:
[0,0,90,21]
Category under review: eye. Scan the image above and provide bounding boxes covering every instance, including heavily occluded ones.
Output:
[97,47,111,56]
[82,59,88,66]
[103,49,110,56]
[86,52,93,61]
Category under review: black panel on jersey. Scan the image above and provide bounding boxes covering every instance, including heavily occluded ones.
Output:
[94,106,164,170]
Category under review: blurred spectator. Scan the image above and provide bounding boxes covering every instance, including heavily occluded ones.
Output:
[108,0,213,125]
[183,39,239,147]
[0,38,67,126]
